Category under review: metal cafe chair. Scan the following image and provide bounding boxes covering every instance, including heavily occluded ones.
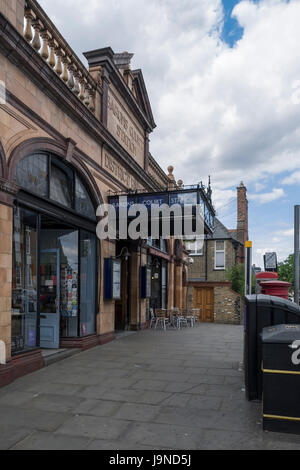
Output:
[192,308,201,323]
[186,308,196,327]
[177,309,188,330]
[169,307,180,328]
[149,308,156,329]
[154,309,169,330]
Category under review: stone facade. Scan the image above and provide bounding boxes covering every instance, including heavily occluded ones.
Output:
[214,284,242,324]
[0,0,24,35]
[0,204,12,359]
[0,0,189,385]
[188,238,237,282]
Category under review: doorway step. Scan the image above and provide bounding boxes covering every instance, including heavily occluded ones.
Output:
[41,348,81,367]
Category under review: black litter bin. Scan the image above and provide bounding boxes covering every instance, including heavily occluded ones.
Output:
[262,324,300,434]
[244,295,300,401]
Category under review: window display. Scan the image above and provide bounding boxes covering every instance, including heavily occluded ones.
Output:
[80,231,97,336]
[12,207,38,354]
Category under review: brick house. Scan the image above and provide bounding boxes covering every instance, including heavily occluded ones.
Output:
[187,182,248,324]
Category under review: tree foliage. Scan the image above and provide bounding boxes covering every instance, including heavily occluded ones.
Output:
[278,254,294,291]
[226,264,245,296]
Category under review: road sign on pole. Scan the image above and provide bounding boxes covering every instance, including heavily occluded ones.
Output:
[294,206,300,305]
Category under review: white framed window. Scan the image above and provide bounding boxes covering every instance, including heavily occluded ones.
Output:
[215,240,225,269]
[185,238,204,256]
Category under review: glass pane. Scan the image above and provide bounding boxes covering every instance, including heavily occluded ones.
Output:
[160,238,168,252]
[14,154,48,197]
[150,261,161,310]
[185,238,203,255]
[161,264,167,309]
[216,240,225,251]
[40,252,58,314]
[216,252,225,268]
[80,231,97,336]
[41,226,79,337]
[50,163,73,208]
[75,176,96,220]
[12,207,38,354]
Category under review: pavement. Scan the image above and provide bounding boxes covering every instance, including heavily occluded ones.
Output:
[1,323,300,450]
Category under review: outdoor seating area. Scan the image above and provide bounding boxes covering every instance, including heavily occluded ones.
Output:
[149,308,201,330]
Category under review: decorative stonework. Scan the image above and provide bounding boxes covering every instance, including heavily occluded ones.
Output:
[107,86,145,166]
[23,0,99,114]
[103,150,140,190]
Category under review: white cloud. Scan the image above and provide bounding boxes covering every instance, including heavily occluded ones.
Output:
[37,0,300,190]
[252,225,294,267]
[276,228,294,237]
[248,188,285,204]
[281,171,300,185]
[254,182,267,193]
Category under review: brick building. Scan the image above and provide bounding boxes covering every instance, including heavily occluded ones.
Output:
[187,182,248,324]
[0,0,217,386]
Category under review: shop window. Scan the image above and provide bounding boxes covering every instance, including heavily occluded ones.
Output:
[215,240,225,270]
[149,258,168,311]
[12,207,38,354]
[75,176,96,220]
[14,153,96,221]
[161,262,168,309]
[15,154,48,197]
[148,237,168,253]
[50,158,73,208]
[80,231,97,336]
[150,259,161,310]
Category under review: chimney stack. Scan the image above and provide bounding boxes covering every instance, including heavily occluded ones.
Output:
[237,181,248,245]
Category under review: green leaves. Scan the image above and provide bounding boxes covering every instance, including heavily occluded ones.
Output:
[278,254,294,291]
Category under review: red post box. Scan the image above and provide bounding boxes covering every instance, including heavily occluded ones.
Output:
[260,281,291,300]
[255,272,279,294]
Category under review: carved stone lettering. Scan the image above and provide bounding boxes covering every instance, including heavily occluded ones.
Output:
[107,90,144,166]
[104,152,140,190]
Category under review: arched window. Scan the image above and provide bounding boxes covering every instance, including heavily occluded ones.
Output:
[14,153,96,220]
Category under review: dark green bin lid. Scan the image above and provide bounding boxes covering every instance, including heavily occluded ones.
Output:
[262,324,300,344]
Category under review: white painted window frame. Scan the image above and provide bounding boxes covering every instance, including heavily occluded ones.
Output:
[215,240,226,270]
[185,239,204,256]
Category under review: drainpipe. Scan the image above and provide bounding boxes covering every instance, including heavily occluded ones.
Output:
[139,240,142,329]
[205,236,208,281]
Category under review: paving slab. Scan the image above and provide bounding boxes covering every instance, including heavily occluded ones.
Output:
[54,415,130,441]
[1,323,300,449]
[0,425,32,450]
[11,431,91,450]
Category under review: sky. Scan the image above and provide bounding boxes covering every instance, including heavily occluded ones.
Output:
[38,0,300,268]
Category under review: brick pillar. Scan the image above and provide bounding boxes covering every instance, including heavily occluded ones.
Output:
[182,286,187,309]
[0,0,25,36]
[167,260,175,309]
[175,264,183,308]
[98,239,116,337]
[130,248,146,330]
[0,203,12,362]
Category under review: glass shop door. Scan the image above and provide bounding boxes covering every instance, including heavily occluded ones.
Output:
[39,249,60,349]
